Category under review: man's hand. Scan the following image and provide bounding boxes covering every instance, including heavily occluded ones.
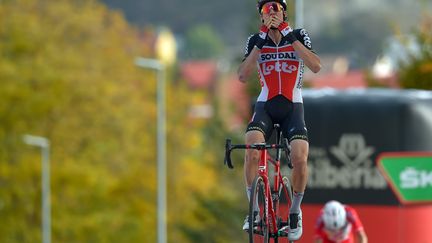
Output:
[271,15,284,29]
[258,25,269,41]
[276,20,293,36]
[273,18,297,44]
[263,16,273,29]
[256,20,271,49]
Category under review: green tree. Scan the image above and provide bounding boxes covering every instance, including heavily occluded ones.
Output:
[183,24,224,60]
[398,14,432,90]
[0,0,245,242]
[0,0,156,241]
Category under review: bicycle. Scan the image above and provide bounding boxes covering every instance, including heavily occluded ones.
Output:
[224,125,295,243]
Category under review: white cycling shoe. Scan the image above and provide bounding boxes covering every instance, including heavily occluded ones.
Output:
[279,210,303,241]
[242,212,260,231]
[288,211,303,240]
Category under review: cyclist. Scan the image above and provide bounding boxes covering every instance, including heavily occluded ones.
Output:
[314,200,368,243]
[237,0,321,240]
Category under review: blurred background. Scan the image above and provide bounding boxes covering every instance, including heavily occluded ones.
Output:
[1,0,431,242]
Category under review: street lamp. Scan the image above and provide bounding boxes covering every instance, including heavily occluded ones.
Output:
[295,0,304,28]
[22,134,51,243]
[135,57,167,243]
[135,27,176,243]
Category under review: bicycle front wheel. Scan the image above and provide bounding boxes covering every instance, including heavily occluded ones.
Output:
[249,176,269,243]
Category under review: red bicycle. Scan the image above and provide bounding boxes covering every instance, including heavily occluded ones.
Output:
[224,125,294,243]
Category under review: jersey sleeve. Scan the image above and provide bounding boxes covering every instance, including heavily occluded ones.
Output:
[345,206,365,233]
[242,34,258,62]
[294,28,315,53]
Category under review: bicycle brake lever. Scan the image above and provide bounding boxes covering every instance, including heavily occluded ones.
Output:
[283,138,293,169]
[224,139,234,169]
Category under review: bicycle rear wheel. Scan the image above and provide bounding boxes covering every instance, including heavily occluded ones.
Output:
[249,176,269,243]
[276,176,293,241]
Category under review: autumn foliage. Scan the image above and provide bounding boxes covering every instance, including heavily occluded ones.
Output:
[0,0,244,242]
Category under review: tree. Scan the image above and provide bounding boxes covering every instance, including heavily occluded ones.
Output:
[0,0,156,241]
[182,24,224,60]
[0,0,245,242]
[398,14,432,90]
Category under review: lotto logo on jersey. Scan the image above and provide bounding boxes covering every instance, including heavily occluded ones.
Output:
[262,62,297,75]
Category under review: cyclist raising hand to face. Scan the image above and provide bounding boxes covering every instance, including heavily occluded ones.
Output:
[238,0,321,241]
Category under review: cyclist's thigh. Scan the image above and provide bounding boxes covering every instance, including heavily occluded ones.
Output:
[246,102,273,141]
[281,102,308,142]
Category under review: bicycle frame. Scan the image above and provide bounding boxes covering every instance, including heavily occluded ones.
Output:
[258,147,284,235]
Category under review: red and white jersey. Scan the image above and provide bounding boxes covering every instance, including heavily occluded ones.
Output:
[243,29,315,103]
[314,205,365,243]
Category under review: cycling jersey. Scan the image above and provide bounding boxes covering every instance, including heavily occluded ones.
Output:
[314,206,365,243]
[243,28,314,140]
[243,29,315,103]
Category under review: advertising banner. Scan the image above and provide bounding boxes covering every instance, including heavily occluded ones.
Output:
[377,152,432,204]
[301,89,432,205]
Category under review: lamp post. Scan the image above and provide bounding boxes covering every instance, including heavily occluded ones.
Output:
[135,57,167,243]
[135,27,176,243]
[295,0,304,28]
[22,134,51,243]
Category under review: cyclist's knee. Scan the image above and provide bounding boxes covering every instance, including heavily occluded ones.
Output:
[291,149,307,163]
[245,130,265,144]
[290,140,309,168]
[245,150,260,165]
[244,130,264,165]
[291,152,307,167]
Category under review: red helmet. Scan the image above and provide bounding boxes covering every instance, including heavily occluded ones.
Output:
[257,0,287,13]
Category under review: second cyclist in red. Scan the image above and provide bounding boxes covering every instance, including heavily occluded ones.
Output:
[314,200,368,243]
[237,0,321,241]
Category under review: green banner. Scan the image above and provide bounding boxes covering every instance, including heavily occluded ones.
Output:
[377,153,432,204]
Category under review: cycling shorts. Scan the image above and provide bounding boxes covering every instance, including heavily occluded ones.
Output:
[246,95,308,142]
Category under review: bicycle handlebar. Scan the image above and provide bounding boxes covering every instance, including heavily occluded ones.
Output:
[224,138,293,169]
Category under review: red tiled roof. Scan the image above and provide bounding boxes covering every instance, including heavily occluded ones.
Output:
[309,70,367,89]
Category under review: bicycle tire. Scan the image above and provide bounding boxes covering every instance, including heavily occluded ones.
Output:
[277,176,294,243]
[249,176,269,243]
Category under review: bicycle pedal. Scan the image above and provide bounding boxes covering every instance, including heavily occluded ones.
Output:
[278,230,288,237]
[278,226,289,237]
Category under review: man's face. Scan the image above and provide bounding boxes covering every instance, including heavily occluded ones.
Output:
[260,2,285,27]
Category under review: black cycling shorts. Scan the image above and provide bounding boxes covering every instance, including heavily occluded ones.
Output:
[246,95,308,142]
